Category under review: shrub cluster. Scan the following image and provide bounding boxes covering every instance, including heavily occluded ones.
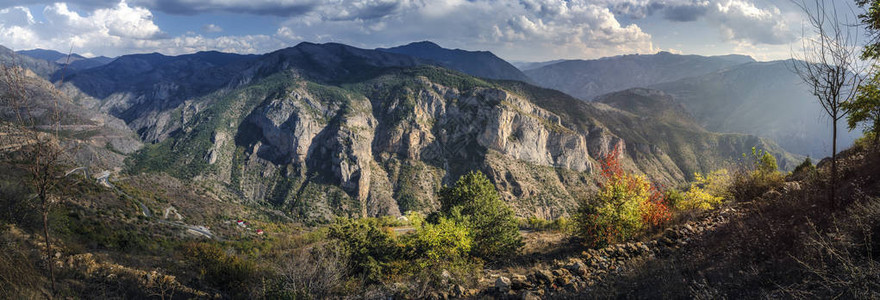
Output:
[730,147,784,201]
[327,218,399,283]
[182,242,260,298]
[677,169,732,211]
[436,171,523,260]
[575,148,671,247]
[326,171,521,293]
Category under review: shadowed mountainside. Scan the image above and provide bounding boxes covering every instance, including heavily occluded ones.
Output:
[378,41,532,83]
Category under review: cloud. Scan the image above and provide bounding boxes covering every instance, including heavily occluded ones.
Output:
[663,3,710,22]
[278,0,657,60]
[712,0,796,45]
[0,1,167,50]
[130,0,317,16]
[608,0,797,45]
[320,0,402,21]
[0,6,34,26]
[201,23,221,33]
[0,0,119,11]
[0,0,658,60]
[0,2,290,56]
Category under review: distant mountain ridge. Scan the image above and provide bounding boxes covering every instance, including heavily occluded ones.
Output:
[377,41,532,82]
[0,47,142,169]
[522,51,855,157]
[650,60,859,157]
[524,51,755,100]
[1,46,59,78]
[511,60,566,71]
[16,48,114,71]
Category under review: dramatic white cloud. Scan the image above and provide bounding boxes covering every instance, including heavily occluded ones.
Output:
[712,0,797,45]
[0,0,811,61]
[1,2,167,53]
[275,0,657,60]
[0,1,292,56]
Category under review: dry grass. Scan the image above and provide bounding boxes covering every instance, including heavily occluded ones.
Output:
[592,145,880,298]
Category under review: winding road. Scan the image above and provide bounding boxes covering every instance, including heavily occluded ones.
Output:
[97,171,218,240]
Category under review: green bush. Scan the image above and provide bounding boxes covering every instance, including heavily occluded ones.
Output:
[391,216,479,295]
[183,242,260,298]
[853,132,879,150]
[327,217,398,283]
[437,171,522,260]
[790,157,818,181]
[403,216,471,263]
[793,157,816,175]
[731,148,784,201]
[664,189,685,209]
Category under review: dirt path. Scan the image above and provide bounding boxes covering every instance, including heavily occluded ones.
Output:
[98,171,220,240]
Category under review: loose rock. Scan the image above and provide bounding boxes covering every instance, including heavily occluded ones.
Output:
[496,276,511,293]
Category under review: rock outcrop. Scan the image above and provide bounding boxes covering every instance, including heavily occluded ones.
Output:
[55,42,797,222]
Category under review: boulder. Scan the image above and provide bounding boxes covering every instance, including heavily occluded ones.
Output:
[496,276,512,293]
[533,269,554,285]
[511,274,531,290]
[555,276,571,286]
[521,291,542,300]
[566,261,588,276]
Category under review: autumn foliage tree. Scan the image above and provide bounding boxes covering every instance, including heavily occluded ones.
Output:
[574,146,671,247]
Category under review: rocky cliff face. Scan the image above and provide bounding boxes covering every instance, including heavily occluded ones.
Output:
[131,69,605,220]
[35,42,796,222]
[128,64,797,222]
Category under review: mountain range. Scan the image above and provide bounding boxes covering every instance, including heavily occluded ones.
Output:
[523,52,755,101]
[1,42,804,221]
[0,48,142,170]
[377,41,532,83]
[16,48,115,72]
[522,52,857,157]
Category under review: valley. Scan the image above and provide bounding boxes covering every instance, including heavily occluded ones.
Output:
[1,26,878,298]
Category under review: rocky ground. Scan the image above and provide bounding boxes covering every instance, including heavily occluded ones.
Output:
[420,182,805,299]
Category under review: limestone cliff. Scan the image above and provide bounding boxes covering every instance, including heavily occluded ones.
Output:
[129,67,797,222]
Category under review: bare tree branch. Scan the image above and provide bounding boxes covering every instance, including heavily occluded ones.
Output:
[790,0,868,208]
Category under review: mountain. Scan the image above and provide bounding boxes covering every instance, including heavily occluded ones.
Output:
[61,43,428,142]
[59,50,264,141]
[512,59,566,71]
[650,60,858,157]
[524,51,755,100]
[60,43,794,223]
[16,48,77,63]
[16,48,114,71]
[0,50,142,169]
[0,46,59,78]
[377,41,532,82]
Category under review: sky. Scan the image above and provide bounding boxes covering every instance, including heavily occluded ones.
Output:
[0,0,863,62]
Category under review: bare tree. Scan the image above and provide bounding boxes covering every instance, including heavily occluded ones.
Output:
[1,58,71,296]
[791,0,867,209]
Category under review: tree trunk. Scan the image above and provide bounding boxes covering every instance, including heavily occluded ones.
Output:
[831,120,838,210]
[41,192,55,296]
